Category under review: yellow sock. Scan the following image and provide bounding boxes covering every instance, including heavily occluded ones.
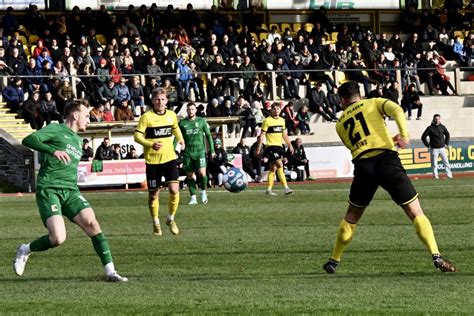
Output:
[168,192,179,216]
[276,167,288,188]
[148,198,159,225]
[413,215,440,255]
[267,170,275,190]
[331,219,356,262]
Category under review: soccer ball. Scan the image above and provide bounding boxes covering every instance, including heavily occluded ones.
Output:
[223,167,248,193]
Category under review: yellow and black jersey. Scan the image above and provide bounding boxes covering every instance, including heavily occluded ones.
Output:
[336,97,408,160]
[134,109,183,164]
[262,116,286,147]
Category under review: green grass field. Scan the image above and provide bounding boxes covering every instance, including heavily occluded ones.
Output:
[0,178,473,314]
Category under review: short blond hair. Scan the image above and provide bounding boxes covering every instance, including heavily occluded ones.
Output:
[151,87,167,99]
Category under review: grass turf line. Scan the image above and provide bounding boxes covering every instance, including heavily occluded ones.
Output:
[0,178,473,314]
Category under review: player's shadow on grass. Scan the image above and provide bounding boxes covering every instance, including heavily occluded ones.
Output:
[3,275,115,283]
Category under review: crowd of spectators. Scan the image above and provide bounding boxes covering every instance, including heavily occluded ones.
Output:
[0,2,472,132]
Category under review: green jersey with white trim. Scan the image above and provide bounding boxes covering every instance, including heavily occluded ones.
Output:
[22,123,83,190]
[179,117,214,158]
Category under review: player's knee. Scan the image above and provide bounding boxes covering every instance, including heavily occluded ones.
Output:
[87,219,101,234]
[50,234,66,247]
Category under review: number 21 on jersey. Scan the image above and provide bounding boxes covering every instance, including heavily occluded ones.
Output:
[343,112,371,146]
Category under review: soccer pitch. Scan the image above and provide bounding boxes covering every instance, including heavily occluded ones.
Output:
[1,178,473,314]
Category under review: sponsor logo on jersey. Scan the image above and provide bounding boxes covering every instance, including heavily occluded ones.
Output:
[145,126,173,138]
[267,125,283,133]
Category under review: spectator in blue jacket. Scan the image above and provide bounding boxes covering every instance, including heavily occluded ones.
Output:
[2,77,24,113]
[453,35,467,65]
[113,76,131,109]
[176,56,199,101]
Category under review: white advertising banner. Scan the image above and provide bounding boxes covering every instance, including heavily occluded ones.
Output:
[0,0,44,10]
[68,0,213,10]
[266,0,400,10]
[305,146,354,178]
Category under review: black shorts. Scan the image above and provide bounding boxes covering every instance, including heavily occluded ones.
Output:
[265,146,284,163]
[146,160,179,191]
[349,151,418,207]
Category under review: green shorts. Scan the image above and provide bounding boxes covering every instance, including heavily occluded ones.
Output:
[183,153,207,173]
[36,187,91,226]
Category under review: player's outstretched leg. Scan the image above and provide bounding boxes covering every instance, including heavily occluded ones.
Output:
[14,233,55,276]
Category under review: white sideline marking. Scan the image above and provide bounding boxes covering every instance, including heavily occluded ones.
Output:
[86,183,474,195]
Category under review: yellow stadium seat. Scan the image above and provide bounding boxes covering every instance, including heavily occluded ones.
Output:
[28,34,39,45]
[280,23,292,33]
[259,32,268,42]
[250,32,260,44]
[336,71,348,85]
[95,34,107,46]
[304,23,314,32]
[142,44,148,52]
[18,35,27,45]
[24,44,31,57]
[260,23,268,31]
[293,23,302,33]
[453,31,464,39]
[30,44,36,56]
[331,32,338,41]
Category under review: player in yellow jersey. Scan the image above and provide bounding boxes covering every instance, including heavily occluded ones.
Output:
[256,102,294,195]
[134,88,185,236]
[323,81,457,273]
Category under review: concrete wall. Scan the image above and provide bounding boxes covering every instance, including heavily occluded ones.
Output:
[0,131,34,192]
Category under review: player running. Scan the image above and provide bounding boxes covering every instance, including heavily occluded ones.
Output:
[134,88,185,236]
[179,102,215,205]
[14,99,127,282]
[256,102,294,195]
[323,81,457,274]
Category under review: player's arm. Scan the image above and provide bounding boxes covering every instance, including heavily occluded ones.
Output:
[203,121,215,155]
[421,127,430,147]
[23,132,56,155]
[282,128,294,154]
[379,98,409,148]
[22,126,71,164]
[444,126,450,146]
[172,117,185,150]
[256,118,268,155]
[134,116,155,148]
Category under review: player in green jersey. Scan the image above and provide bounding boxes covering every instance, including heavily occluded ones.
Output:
[179,103,215,204]
[14,99,128,282]
[323,81,457,274]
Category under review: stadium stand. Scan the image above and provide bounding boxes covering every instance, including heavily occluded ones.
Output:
[0,2,472,146]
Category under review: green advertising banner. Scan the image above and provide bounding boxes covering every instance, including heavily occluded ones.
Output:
[399,141,474,175]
